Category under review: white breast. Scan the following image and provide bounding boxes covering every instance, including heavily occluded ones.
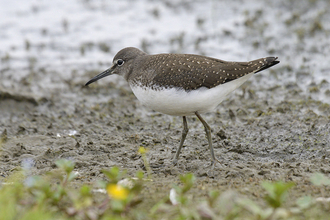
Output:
[129,72,254,116]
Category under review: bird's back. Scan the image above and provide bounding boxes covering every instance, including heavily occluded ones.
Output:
[128,53,279,92]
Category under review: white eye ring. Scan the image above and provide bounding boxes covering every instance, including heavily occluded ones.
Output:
[117,59,124,66]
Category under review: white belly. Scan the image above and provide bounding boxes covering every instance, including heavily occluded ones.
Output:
[130,73,254,116]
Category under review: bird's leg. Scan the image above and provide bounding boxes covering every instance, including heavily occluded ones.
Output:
[195,112,220,166]
[172,116,189,165]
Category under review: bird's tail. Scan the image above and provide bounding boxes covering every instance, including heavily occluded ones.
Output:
[255,57,280,73]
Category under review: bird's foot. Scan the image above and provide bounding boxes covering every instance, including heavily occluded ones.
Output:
[208,157,223,169]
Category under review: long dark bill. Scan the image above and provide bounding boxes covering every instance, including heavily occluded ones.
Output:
[85,66,114,86]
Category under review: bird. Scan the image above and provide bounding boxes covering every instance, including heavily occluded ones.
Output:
[85,47,279,166]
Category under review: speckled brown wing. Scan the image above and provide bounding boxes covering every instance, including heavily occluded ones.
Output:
[151,54,279,91]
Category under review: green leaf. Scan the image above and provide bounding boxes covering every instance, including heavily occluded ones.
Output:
[80,185,91,196]
[102,166,125,183]
[55,159,75,174]
[296,196,313,210]
[261,181,295,208]
[20,208,54,220]
[238,198,262,215]
[179,173,195,194]
[238,198,273,219]
[111,199,126,212]
[150,196,169,215]
[67,171,78,182]
[310,173,330,186]
[136,170,144,180]
[208,190,220,207]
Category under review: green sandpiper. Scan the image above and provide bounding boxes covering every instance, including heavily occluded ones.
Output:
[85,47,279,166]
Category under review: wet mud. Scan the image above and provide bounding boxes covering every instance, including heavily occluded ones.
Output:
[1,74,330,201]
[1,0,330,206]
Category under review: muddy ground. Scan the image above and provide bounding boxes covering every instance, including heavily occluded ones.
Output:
[1,70,330,203]
[1,0,330,208]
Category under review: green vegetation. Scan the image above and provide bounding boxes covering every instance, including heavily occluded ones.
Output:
[0,159,330,219]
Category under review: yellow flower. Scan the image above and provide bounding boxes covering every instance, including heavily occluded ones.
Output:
[138,147,146,154]
[107,184,129,200]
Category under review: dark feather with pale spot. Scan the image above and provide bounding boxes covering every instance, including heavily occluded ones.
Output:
[129,53,279,91]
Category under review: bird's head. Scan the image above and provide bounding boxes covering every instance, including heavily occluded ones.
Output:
[85,47,146,86]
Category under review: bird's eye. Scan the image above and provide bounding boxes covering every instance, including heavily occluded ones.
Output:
[117,59,124,66]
